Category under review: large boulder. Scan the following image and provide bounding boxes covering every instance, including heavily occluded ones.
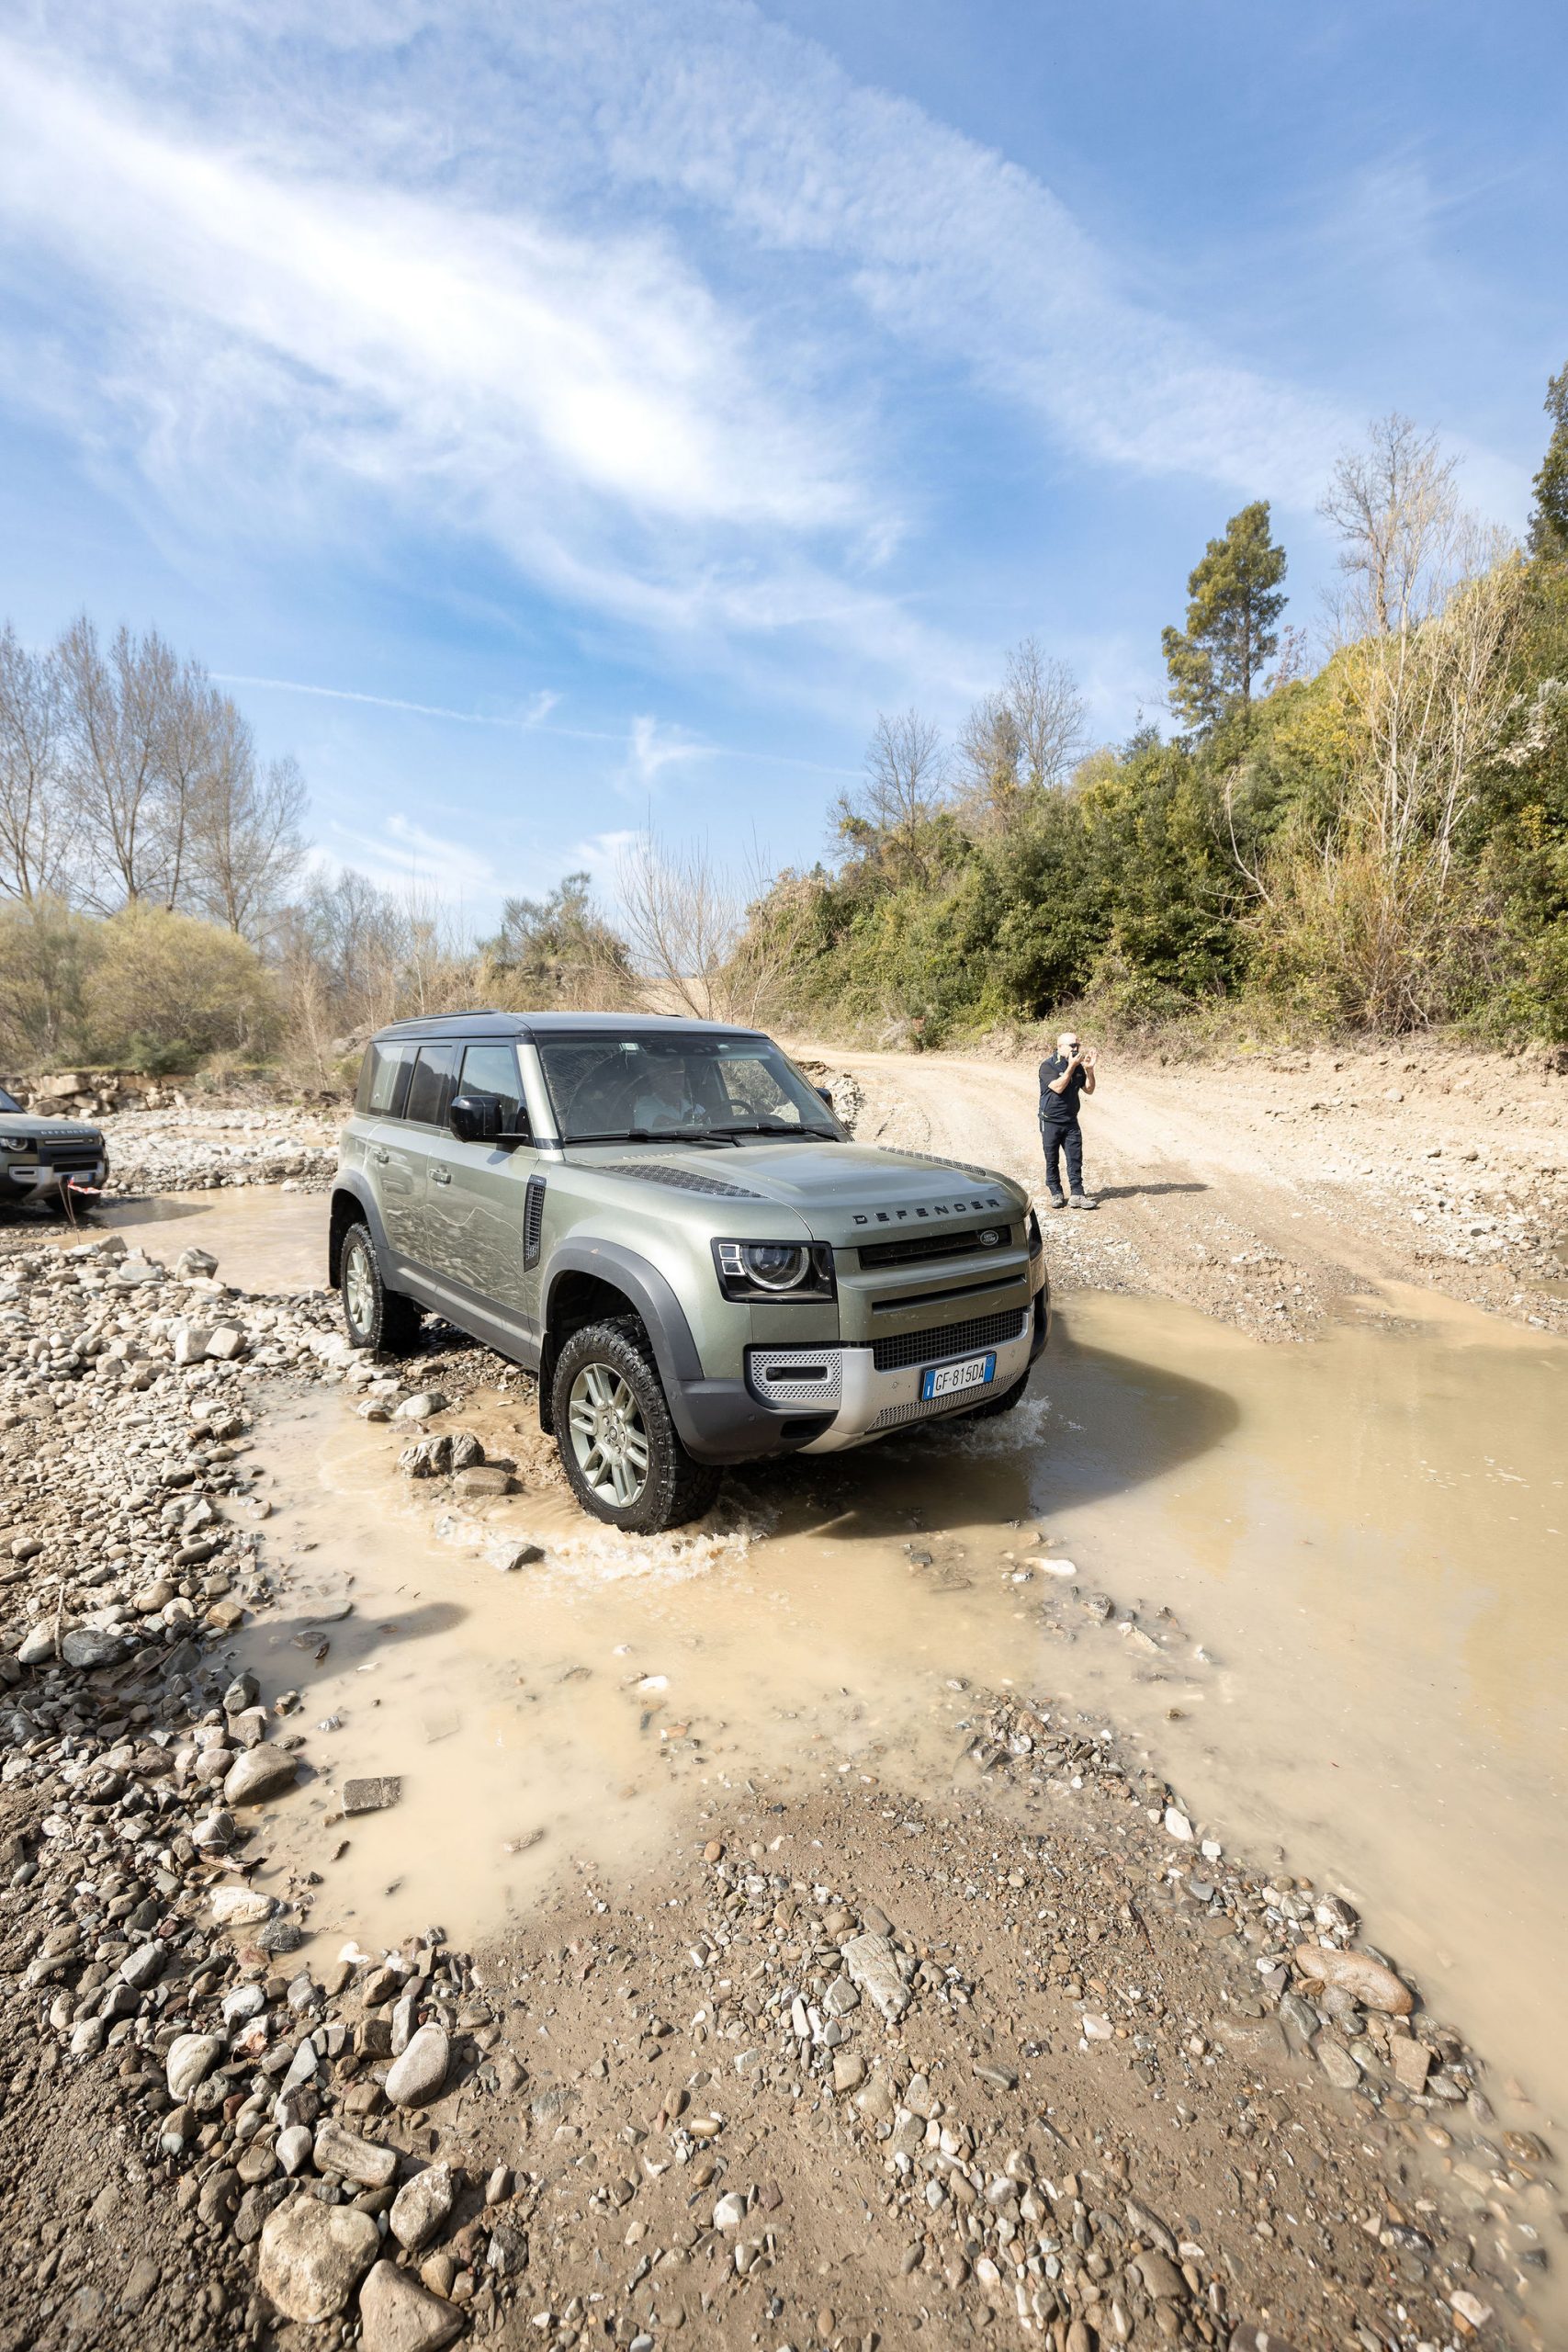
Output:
[257,2196,379,2323]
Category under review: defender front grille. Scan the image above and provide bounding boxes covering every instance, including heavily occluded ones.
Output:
[871,1306,1030,1374]
[38,1142,102,1171]
[859,1224,1012,1271]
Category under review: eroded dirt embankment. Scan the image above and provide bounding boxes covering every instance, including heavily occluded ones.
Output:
[0,1197,1561,2352]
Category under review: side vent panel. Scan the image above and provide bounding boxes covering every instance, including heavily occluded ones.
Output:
[524,1173,547,1270]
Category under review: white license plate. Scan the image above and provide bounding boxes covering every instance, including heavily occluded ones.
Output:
[920,1351,996,1401]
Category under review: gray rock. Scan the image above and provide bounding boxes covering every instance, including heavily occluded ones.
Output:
[447,1430,485,1470]
[343,1775,402,1815]
[223,1670,259,1713]
[313,2119,398,2188]
[276,2123,313,2175]
[16,1624,57,1667]
[119,1940,164,1990]
[453,1465,512,1498]
[257,2195,379,2324]
[358,2259,467,2352]
[165,2032,223,2099]
[223,1742,299,1806]
[61,1626,129,1669]
[389,2162,457,2251]
[1313,2030,1362,2092]
[385,2022,450,2108]
[496,1543,546,1572]
[175,1248,219,1279]
[210,1883,275,1928]
[394,1391,448,1421]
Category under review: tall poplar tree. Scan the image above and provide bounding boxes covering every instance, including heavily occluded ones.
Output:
[1528,361,1568,561]
[1161,501,1288,731]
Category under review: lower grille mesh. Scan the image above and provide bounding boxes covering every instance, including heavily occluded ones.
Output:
[871,1306,1029,1373]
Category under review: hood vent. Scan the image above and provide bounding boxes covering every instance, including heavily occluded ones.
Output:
[599,1160,763,1201]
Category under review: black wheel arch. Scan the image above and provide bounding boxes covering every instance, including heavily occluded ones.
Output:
[327,1176,390,1288]
[539,1240,704,1440]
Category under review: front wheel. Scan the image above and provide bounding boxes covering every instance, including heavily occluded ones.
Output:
[340,1223,423,1356]
[552,1317,721,1533]
[963,1369,1031,1419]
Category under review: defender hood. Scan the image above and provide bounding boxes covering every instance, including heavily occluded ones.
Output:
[570,1139,1025,1238]
[0,1114,104,1144]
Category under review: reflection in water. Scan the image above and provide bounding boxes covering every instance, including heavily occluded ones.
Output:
[229,1280,1567,2148]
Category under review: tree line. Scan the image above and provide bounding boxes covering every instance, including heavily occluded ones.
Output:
[742,366,1568,1046]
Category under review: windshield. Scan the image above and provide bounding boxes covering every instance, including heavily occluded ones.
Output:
[538,1035,842,1145]
[0,1087,20,1114]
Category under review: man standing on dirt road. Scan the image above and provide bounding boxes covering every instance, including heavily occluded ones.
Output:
[1038,1030,1099,1209]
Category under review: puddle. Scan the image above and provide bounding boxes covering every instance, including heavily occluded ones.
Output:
[225,1273,1568,2152]
[13,1188,326,1295]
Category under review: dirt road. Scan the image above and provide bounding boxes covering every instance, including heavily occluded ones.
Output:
[802,1038,1568,1339]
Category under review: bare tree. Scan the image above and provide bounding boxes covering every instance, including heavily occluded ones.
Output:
[188,746,308,938]
[833,709,948,876]
[0,624,77,903]
[58,617,178,909]
[615,834,749,1019]
[956,640,1086,833]
[1318,414,1462,639]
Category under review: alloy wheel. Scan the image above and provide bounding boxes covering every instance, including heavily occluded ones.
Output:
[344,1239,376,1336]
[568,1362,651,1508]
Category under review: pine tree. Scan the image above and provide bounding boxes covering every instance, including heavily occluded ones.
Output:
[1528,361,1568,561]
[1161,501,1288,731]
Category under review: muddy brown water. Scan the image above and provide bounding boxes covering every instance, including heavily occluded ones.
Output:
[34,1190,1568,2141]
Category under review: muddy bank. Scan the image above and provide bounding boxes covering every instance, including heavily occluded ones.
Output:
[0,1216,1561,2352]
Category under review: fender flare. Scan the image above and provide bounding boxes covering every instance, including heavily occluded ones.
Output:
[327,1173,393,1286]
[540,1238,705,1441]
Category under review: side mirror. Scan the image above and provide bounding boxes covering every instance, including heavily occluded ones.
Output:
[449,1093,500,1144]
[816,1086,834,1108]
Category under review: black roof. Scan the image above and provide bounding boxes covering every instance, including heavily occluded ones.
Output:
[371,1011,768,1045]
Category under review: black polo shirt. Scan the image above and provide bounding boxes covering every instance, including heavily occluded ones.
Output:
[1038,1055,1086,1126]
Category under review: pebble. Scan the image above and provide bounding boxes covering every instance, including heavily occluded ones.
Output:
[258,2194,380,2323]
[390,2161,457,2251]
[395,1391,449,1420]
[1293,1942,1413,2015]
[165,2031,224,2099]
[314,2118,399,2187]
[1312,2031,1362,2092]
[223,1741,300,1806]
[211,1883,276,1927]
[358,2259,468,2352]
[343,1774,403,1815]
[385,2022,451,2108]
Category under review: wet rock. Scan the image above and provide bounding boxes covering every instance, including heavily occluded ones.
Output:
[497,1543,545,1572]
[343,1775,402,1815]
[166,2031,223,2099]
[386,2022,450,2108]
[400,1436,451,1478]
[447,1430,485,1470]
[395,1391,449,1421]
[1294,1942,1413,2015]
[258,2194,380,2324]
[390,2161,457,2251]
[1389,2034,1432,2093]
[453,1466,512,1498]
[224,1742,299,1806]
[314,2119,399,2188]
[358,2260,468,2352]
[211,1883,275,1927]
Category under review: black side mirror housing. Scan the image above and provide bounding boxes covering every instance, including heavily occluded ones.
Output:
[449,1093,501,1144]
[816,1086,834,1108]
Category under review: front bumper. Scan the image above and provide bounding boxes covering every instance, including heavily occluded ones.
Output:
[743,1296,1041,1455]
[3,1159,107,1197]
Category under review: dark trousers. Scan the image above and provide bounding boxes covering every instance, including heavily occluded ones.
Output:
[1041,1119,1084,1197]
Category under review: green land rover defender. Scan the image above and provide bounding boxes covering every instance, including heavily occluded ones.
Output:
[330,1014,1048,1531]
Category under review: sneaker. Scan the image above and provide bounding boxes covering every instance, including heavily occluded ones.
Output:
[1068,1193,1099,1211]
[1045,1191,1067,1209]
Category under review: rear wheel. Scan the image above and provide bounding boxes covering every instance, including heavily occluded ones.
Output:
[340,1222,423,1356]
[552,1317,721,1533]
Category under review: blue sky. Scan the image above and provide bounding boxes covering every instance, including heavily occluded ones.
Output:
[0,0,1562,925]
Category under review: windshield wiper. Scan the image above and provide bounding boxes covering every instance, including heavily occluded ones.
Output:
[703,1125,840,1142]
[570,1127,737,1148]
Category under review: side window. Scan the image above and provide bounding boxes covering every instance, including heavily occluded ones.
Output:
[458,1044,527,1136]
[361,1042,415,1117]
[403,1044,457,1127]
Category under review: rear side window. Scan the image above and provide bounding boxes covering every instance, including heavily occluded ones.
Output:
[403,1044,458,1127]
[458,1044,527,1135]
[358,1042,415,1116]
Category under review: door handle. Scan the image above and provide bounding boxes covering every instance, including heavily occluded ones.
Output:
[431,1168,451,1185]
[371,1148,389,1164]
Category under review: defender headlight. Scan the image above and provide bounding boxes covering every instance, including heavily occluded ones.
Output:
[713,1239,837,1302]
[1026,1206,1043,1257]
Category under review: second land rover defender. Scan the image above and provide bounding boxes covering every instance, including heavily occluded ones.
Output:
[328,1013,1048,1531]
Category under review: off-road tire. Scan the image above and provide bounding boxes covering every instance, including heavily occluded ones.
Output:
[340,1222,423,1357]
[963,1368,1031,1420]
[552,1316,721,1533]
